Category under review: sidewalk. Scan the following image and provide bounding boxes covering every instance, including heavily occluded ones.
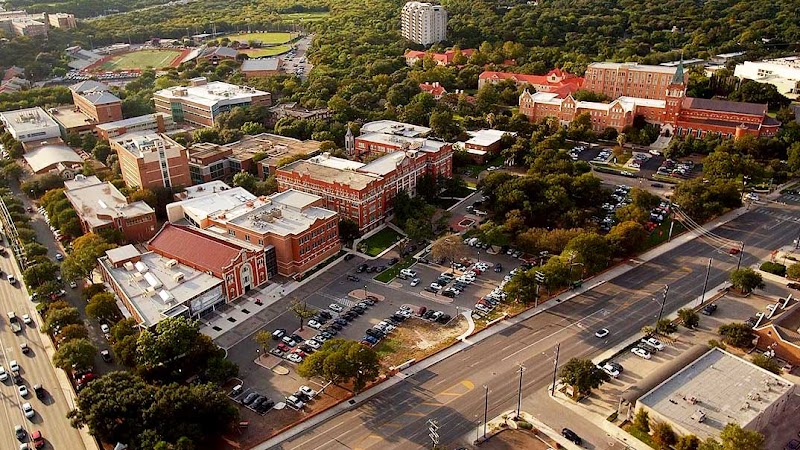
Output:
[469,409,581,450]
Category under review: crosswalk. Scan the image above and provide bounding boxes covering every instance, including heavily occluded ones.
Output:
[782,194,800,203]
[757,208,800,223]
[317,291,360,307]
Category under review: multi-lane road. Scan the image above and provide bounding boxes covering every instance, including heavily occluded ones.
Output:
[0,246,85,449]
[272,197,799,449]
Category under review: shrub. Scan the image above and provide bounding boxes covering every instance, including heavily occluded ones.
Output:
[787,262,800,279]
[718,322,754,348]
[517,421,533,430]
[759,261,786,277]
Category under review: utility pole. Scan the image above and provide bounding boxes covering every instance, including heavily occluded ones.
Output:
[516,364,525,419]
[699,258,712,306]
[550,343,560,396]
[736,243,745,271]
[482,385,489,439]
[655,285,669,329]
[534,271,545,307]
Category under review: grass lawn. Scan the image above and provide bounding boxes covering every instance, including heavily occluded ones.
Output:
[374,256,417,283]
[97,49,182,71]
[645,220,686,249]
[241,45,293,57]
[360,227,402,257]
[441,185,475,198]
[227,32,295,44]
[281,12,330,22]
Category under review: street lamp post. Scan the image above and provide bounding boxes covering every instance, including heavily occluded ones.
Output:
[655,285,668,330]
[699,258,712,306]
[364,285,368,298]
[482,385,489,439]
[516,364,525,419]
[736,242,745,271]
[550,343,560,396]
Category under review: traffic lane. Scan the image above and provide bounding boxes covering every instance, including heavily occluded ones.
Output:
[591,168,673,197]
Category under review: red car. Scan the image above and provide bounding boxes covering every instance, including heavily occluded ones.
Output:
[728,247,741,255]
[78,372,96,384]
[31,430,44,449]
[277,343,291,352]
[292,349,307,357]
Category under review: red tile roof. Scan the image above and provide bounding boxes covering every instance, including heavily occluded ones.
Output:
[420,82,447,97]
[479,69,584,96]
[147,223,245,275]
[405,48,476,65]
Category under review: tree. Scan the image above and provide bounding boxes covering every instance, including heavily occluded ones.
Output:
[288,298,315,331]
[678,308,700,329]
[729,268,765,294]
[254,330,273,351]
[130,188,157,208]
[240,121,266,135]
[232,171,257,192]
[562,233,611,275]
[503,269,537,305]
[718,322,755,348]
[135,317,217,381]
[204,355,239,385]
[698,439,724,450]
[297,339,380,392]
[86,292,122,323]
[44,306,81,333]
[718,423,764,450]
[750,354,781,374]
[55,324,89,345]
[338,218,360,243]
[430,233,468,269]
[61,233,116,281]
[652,421,677,450]
[787,262,800,280]
[656,318,678,335]
[632,408,650,433]
[23,259,60,287]
[675,435,701,450]
[558,357,608,396]
[53,338,97,370]
[606,221,647,256]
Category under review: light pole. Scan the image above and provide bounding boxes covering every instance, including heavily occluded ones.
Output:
[699,258,712,306]
[736,242,745,271]
[516,364,525,419]
[550,343,560,396]
[482,385,489,439]
[363,285,368,298]
[655,285,668,329]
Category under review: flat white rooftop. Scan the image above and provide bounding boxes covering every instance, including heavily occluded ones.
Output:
[100,247,223,328]
[638,348,794,440]
[359,120,431,137]
[154,80,269,108]
[358,131,448,154]
[23,144,83,173]
[64,175,154,228]
[0,107,58,134]
[95,113,171,132]
[465,129,515,147]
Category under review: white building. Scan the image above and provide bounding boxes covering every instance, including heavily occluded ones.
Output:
[0,107,61,143]
[401,2,448,46]
[734,58,800,99]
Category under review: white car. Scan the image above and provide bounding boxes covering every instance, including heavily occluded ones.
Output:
[642,337,664,351]
[21,403,34,419]
[329,303,344,313]
[598,363,620,378]
[307,320,322,330]
[21,314,30,325]
[595,328,610,338]
[429,282,443,291]
[396,309,412,318]
[9,360,19,372]
[286,353,303,363]
[286,395,305,409]
[400,269,417,278]
[474,303,492,313]
[282,336,299,346]
[69,280,77,289]
[100,324,110,334]
[299,385,316,398]
[304,339,321,349]
[410,278,420,287]
[18,385,28,397]
[631,347,652,359]
[0,366,7,381]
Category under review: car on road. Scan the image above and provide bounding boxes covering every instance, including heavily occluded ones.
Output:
[329,303,344,313]
[788,282,800,291]
[356,264,368,273]
[18,385,28,397]
[20,343,29,354]
[631,347,652,359]
[101,350,112,362]
[728,247,741,255]
[308,319,322,330]
[347,275,360,282]
[21,314,30,325]
[410,277,420,286]
[0,366,7,381]
[642,337,664,351]
[21,402,34,419]
[7,274,16,284]
[561,428,582,445]
[55,252,63,261]
[101,323,110,334]
[14,425,25,441]
[595,328,610,338]
[30,430,44,449]
[785,439,800,450]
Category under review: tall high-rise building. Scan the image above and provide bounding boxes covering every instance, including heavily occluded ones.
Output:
[401,2,447,46]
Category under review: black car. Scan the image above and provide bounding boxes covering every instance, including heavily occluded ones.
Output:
[255,398,274,413]
[351,305,366,314]
[442,290,456,298]
[424,286,438,293]
[788,282,800,291]
[356,264,368,273]
[702,304,717,315]
[608,362,624,373]
[365,328,385,338]
[364,296,377,305]
[323,327,339,336]
[367,266,377,273]
[422,310,436,320]
[320,331,334,339]
[33,384,45,399]
[290,334,303,343]
[342,311,358,321]
[494,263,503,273]
[344,254,355,261]
[388,257,399,266]
[391,314,407,323]
[334,318,348,326]
[436,314,452,324]
[318,310,333,320]
[561,428,582,445]
[347,275,360,282]
[377,265,387,272]
[327,322,343,331]
[299,344,314,353]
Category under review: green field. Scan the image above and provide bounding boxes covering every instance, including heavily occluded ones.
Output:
[97,49,182,71]
[241,45,293,57]
[227,32,295,45]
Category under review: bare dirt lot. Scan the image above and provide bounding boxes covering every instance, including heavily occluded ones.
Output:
[375,315,468,368]
[481,429,555,450]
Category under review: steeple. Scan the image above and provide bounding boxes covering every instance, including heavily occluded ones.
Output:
[671,54,685,85]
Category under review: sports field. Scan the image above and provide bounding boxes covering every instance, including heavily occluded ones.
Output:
[228,32,295,45]
[241,44,293,58]
[282,12,329,22]
[96,49,183,71]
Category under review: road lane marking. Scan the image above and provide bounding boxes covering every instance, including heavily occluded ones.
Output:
[501,308,607,361]
[403,411,425,416]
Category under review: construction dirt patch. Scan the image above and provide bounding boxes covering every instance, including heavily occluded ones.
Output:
[479,429,555,449]
[375,316,468,369]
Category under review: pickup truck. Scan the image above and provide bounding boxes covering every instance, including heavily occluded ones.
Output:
[7,311,21,333]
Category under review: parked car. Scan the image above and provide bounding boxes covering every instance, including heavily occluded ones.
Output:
[561,428,582,445]
[347,275,360,282]
[410,277,421,287]
[599,363,620,378]
[272,329,286,340]
[388,257,399,266]
[631,347,652,359]
[329,303,344,313]
[595,328,610,338]
[641,337,664,351]
[356,264,368,273]
[702,304,717,315]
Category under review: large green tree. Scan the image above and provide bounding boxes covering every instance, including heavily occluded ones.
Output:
[558,357,608,396]
[729,268,765,294]
[53,338,97,371]
[61,233,116,282]
[297,339,380,392]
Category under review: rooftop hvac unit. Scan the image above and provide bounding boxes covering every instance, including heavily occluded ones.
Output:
[132,272,144,281]
[165,259,178,268]
[123,261,135,271]
[134,261,148,273]
[173,272,184,282]
[145,286,156,295]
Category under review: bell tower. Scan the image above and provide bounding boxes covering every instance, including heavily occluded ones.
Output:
[663,58,686,127]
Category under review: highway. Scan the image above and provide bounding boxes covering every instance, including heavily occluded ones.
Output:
[274,198,800,449]
[0,248,86,449]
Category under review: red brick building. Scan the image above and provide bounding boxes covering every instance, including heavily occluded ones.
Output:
[63,175,157,242]
[165,185,340,276]
[420,81,447,99]
[69,80,123,124]
[582,62,686,101]
[111,132,191,189]
[519,62,781,139]
[148,223,269,300]
[404,48,475,66]
[478,69,584,96]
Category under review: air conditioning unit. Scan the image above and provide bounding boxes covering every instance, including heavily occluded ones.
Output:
[165,259,178,268]
[173,272,184,282]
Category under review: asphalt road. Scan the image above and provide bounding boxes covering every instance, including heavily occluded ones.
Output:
[273,197,800,450]
[0,249,85,449]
